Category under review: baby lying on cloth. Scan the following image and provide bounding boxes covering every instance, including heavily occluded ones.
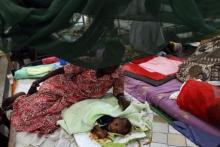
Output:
[12,94,151,147]
[91,116,132,139]
[58,96,152,146]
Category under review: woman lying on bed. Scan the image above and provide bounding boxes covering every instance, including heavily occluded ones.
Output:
[1,63,130,134]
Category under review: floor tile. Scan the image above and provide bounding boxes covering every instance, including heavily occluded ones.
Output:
[186,138,198,147]
[150,143,168,147]
[153,115,167,123]
[153,122,169,133]
[152,133,167,144]
[168,134,186,146]
[169,126,181,134]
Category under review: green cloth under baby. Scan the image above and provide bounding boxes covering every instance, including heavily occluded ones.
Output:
[57,96,152,135]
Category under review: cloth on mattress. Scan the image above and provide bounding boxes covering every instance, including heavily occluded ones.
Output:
[14,79,35,94]
[74,131,149,147]
[138,56,182,76]
[125,77,220,138]
[123,55,184,82]
[15,129,78,147]
[124,71,175,86]
[14,63,60,80]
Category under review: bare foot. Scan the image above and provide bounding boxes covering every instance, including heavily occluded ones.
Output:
[2,92,25,111]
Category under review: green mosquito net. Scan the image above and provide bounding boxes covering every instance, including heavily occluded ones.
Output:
[0,0,219,68]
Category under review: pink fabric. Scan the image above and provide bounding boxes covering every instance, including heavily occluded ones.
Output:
[138,56,182,75]
[11,64,124,134]
[42,56,59,64]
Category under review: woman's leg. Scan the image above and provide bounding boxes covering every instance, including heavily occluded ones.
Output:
[0,108,10,128]
[2,92,26,111]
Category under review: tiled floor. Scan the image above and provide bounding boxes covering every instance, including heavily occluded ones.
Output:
[147,112,198,147]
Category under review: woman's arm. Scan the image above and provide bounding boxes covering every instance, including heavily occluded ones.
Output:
[116,94,130,110]
[113,76,130,110]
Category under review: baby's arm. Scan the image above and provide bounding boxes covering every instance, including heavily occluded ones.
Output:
[91,125,108,139]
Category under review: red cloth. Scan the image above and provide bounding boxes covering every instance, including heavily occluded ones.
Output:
[177,80,220,129]
[123,55,184,81]
[42,56,59,64]
[11,64,124,134]
[208,100,220,128]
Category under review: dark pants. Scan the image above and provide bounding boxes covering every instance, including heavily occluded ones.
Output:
[0,132,8,147]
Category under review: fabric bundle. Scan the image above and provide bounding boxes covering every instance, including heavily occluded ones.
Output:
[177,80,220,129]
[177,36,220,85]
[14,63,59,80]
[123,55,183,86]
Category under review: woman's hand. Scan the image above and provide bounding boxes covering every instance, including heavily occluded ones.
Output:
[27,81,40,95]
[91,125,108,139]
[117,94,131,110]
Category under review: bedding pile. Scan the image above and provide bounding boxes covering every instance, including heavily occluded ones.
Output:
[123,36,220,146]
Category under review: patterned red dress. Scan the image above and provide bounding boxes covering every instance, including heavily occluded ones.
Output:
[11,64,124,134]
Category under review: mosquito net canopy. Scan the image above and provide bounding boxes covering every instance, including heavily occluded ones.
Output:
[0,0,219,68]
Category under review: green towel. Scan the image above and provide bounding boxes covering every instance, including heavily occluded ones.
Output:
[57,96,152,135]
[14,64,56,80]
[103,143,125,147]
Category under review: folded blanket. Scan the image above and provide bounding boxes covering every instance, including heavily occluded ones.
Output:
[138,56,182,76]
[58,96,152,135]
[123,55,184,83]
[14,64,58,80]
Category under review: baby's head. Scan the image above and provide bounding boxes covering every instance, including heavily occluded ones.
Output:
[107,117,132,135]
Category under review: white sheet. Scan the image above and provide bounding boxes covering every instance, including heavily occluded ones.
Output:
[139,56,182,75]
[15,129,77,147]
[14,79,35,93]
